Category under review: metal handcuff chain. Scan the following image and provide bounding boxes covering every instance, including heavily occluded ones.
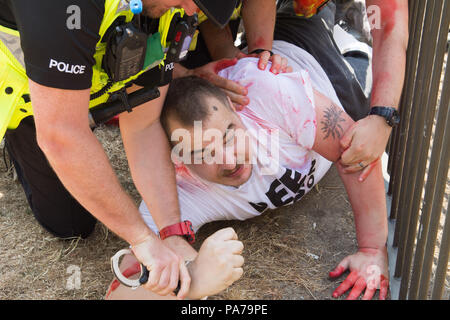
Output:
[111,248,192,290]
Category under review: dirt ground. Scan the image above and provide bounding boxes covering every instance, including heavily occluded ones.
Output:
[0,124,370,300]
[1,122,448,300]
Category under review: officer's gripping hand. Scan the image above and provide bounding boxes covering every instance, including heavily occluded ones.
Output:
[190,58,249,109]
[339,115,392,182]
[237,50,293,75]
[131,235,191,299]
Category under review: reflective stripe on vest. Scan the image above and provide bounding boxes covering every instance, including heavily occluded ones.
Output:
[0,26,24,68]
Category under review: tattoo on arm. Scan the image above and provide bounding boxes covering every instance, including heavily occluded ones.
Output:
[321,104,346,140]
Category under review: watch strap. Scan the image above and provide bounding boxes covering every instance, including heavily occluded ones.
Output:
[369,106,400,127]
[249,48,274,56]
[159,221,195,244]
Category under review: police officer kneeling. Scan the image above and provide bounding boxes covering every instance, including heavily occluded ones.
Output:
[0,0,239,299]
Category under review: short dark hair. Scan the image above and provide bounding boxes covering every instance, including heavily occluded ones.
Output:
[160,76,230,136]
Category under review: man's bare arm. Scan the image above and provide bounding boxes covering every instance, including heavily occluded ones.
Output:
[312,90,389,299]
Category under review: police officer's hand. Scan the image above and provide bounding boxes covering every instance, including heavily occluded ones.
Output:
[131,235,191,299]
[339,115,392,182]
[236,51,293,75]
[190,58,249,109]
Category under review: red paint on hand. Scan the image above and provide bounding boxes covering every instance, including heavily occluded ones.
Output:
[329,265,345,278]
[332,270,359,298]
[214,58,238,74]
[379,275,389,300]
[251,36,268,50]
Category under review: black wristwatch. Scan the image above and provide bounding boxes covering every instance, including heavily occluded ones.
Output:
[369,106,400,127]
[250,48,274,56]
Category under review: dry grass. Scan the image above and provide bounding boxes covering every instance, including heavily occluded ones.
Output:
[0,124,363,300]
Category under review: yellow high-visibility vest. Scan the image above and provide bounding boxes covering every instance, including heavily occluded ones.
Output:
[0,0,191,139]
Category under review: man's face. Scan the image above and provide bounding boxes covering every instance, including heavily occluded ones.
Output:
[169,96,253,187]
[142,0,198,18]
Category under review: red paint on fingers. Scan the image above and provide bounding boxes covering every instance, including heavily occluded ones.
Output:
[332,270,359,298]
[379,275,389,300]
[346,277,367,300]
[329,265,345,278]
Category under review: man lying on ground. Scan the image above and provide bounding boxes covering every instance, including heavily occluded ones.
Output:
[106,40,389,300]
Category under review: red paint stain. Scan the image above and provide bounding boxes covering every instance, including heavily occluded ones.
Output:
[175,163,192,177]
[240,108,275,133]
[329,265,345,278]
[252,36,268,50]
[106,262,141,298]
[371,0,399,38]
[371,71,392,103]
[214,58,238,74]
[244,82,254,90]
[175,163,209,192]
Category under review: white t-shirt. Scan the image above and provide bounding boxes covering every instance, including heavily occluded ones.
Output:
[140,41,344,234]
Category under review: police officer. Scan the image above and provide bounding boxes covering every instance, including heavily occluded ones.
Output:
[0,0,240,299]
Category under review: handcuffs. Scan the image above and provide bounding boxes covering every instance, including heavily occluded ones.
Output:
[111,221,195,290]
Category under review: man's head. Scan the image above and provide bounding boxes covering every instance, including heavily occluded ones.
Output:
[142,0,238,27]
[162,76,253,187]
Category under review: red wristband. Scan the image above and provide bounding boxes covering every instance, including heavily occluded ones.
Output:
[159,221,195,244]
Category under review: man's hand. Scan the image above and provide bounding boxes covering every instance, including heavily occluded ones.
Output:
[186,227,244,299]
[329,247,389,300]
[339,115,392,181]
[131,235,191,300]
[189,54,292,108]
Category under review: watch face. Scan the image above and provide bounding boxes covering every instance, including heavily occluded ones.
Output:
[390,110,400,126]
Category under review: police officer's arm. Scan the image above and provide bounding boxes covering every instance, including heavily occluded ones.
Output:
[30,81,190,299]
[241,0,283,73]
[339,0,409,180]
[119,83,194,298]
[199,22,241,60]
[119,84,183,234]
[200,0,284,73]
